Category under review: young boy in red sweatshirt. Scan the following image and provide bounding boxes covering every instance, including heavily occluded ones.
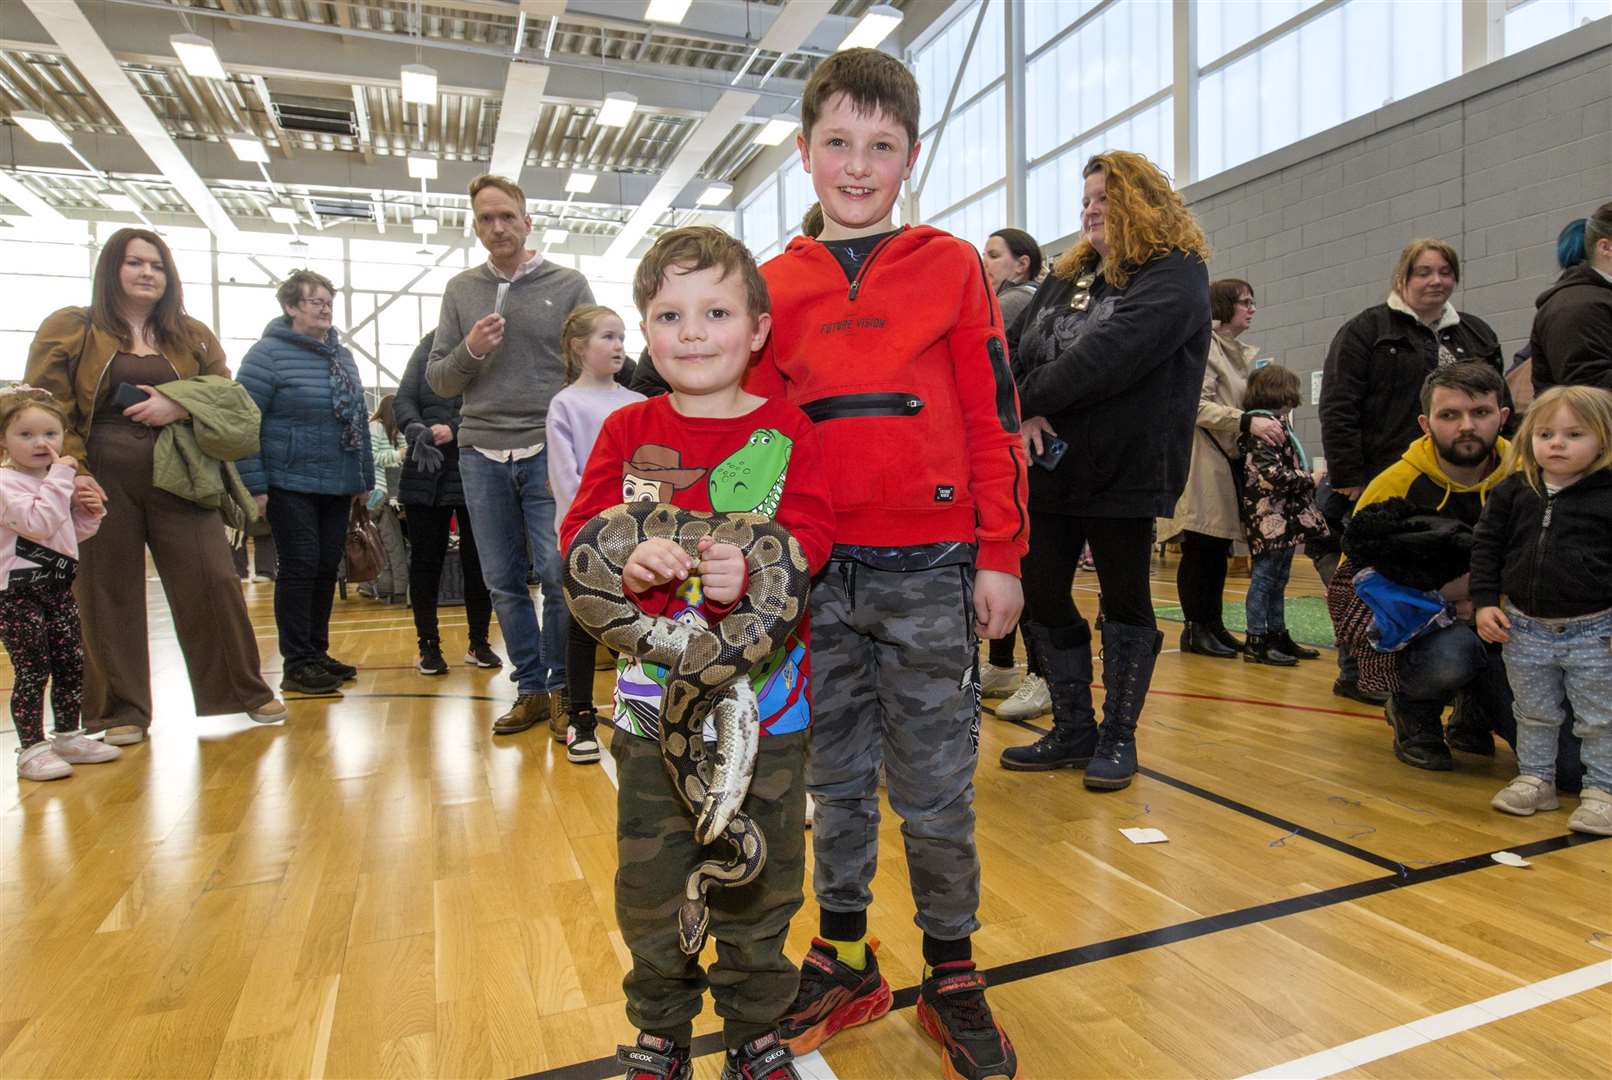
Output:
[747,48,1027,1080]
[561,226,834,1080]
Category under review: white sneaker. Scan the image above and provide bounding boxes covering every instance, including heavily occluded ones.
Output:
[247,700,288,724]
[980,662,1022,698]
[1490,775,1559,816]
[17,742,73,781]
[565,724,601,764]
[994,674,1051,721]
[51,732,122,764]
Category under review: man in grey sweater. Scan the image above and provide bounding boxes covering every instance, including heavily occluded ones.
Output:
[428,174,594,737]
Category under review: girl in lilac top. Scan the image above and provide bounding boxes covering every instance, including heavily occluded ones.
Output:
[547,305,643,765]
[0,390,112,782]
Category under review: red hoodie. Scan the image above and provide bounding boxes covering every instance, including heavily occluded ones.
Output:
[745,226,1029,576]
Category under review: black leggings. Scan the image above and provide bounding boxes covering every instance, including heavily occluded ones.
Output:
[403,504,492,645]
[1021,512,1156,632]
[565,618,602,717]
[1175,530,1232,625]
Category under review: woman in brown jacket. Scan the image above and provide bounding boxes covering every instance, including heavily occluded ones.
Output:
[25,228,283,745]
[1156,278,1285,657]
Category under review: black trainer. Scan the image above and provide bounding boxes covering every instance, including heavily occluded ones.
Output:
[319,654,358,682]
[281,661,342,695]
[916,961,1017,1079]
[719,1031,799,1080]
[465,641,503,668]
[617,1033,690,1080]
[776,939,892,1055]
[417,639,448,676]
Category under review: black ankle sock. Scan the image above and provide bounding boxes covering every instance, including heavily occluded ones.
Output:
[922,932,972,967]
[820,908,867,942]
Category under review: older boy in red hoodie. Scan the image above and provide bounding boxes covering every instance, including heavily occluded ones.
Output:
[746,48,1027,1080]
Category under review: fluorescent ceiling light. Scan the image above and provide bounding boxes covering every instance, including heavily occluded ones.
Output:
[596,91,637,128]
[752,115,797,146]
[407,151,438,180]
[12,111,71,146]
[644,0,692,25]
[267,204,300,224]
[837,4,902,51]
[169,33,228,80]
[227,135,269,163]
[99,191,139,213]
[412,215,439,236]
[400,63,437,106]
[695,181,733,206]
[565,171,597,194]
[542,227,567,244]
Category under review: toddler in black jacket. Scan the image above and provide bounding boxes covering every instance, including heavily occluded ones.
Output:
[1472,385,1612,834]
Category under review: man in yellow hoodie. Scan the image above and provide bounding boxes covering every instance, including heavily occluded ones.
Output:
[1356,363,1511,770]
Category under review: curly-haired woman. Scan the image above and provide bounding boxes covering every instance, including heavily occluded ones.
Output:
[999,151,1212,791]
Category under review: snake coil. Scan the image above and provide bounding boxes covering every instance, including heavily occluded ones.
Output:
[563,501,811,954]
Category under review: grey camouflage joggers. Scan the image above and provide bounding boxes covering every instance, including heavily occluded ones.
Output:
[807,560,982,941]
[612,729,808,1049]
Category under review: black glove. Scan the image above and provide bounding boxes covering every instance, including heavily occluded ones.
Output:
[410,432,444,475]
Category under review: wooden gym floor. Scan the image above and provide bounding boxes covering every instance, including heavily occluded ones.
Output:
[2,557,1608,1080]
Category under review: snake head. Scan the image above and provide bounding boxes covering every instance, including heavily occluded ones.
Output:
[677,899,710,956]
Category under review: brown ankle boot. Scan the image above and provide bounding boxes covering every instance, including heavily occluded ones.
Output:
[492,692,551,735]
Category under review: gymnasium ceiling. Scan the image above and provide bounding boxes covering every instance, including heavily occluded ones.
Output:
[0,0,907,253]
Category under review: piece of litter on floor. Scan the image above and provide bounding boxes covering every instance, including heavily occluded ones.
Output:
[1121,827,1169,844]
[1491,851,1531,868]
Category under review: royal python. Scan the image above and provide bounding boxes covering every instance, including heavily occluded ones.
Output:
[563,501,811,955]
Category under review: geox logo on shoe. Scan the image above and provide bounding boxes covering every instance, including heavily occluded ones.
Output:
[625,1050,655,1064]
[935,485,955,502]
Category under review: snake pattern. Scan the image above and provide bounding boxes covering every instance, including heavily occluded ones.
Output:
[563,501,811,955]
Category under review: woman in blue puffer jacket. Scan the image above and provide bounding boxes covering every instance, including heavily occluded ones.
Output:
[236,269,374,695]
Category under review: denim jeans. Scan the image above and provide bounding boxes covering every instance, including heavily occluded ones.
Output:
[1393,621,1516,745]
[1502,607,1612,791]
[1245,546,1295,635]
[456,449,566,694]
[265,488,349,667]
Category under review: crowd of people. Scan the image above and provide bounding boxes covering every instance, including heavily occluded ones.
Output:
[3,40,1609,1080]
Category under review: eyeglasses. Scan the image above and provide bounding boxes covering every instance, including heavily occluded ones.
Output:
[1235,298,1256,309]
[299,297,334,311]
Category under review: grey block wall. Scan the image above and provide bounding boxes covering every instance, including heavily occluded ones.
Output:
[1181,32,1610,455]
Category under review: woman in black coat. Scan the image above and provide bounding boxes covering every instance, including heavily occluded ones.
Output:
[999,150,1212,792]
[394,331,499,675]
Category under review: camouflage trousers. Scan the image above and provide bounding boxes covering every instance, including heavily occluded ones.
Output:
[807,560,982,941]
[612,728,807,1049]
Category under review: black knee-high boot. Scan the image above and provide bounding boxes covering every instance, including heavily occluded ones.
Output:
[1084,622,1163,791]
[999,620,1098,771]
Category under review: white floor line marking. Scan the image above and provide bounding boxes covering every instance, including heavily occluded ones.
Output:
[1239,960,1612,1079]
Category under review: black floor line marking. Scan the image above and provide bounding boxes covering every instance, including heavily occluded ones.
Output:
[512,831,1607,1080]
[993,713,1404,872]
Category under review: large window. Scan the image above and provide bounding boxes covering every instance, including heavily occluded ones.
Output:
[1025,0,1172,162]
[1199,0,1461,179]
[912,0,1003,135]
[912,0,1007,241]
[740,178,782,262]
[1028,97,1174,244]
[1504,0,1612,53]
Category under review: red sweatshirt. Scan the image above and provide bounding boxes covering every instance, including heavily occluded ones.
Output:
[744,226,1029,576]
[559,395,835,738]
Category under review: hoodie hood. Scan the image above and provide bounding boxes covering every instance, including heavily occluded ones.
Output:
[1535,263,1612,310]
[1399,434,1512,511]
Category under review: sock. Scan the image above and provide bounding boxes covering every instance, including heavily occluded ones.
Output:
[922,932,971,969]
[823,936,867,971]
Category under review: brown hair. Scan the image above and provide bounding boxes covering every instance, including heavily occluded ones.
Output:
[469,174,527,207]
[1054,152,1210,290]
[275,269,336,313]
[370,392,398,447]
[1242,364,1301,412]
[560,304,623,382]
[801,47,920,147]
[1209,278,1253,324]
[0,390,69,467]
[1504,385,1612,494]
[632,226,770,321]
[1585,201,1612,255]
[1391,238,1461,297]
[1419,361,1505,414]
[90,228,199,355]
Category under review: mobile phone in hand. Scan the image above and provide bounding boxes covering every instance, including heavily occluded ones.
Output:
[494,283,510,317]
[1031,436,1068,471]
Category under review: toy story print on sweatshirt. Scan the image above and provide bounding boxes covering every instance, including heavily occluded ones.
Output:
[613,429,808,740]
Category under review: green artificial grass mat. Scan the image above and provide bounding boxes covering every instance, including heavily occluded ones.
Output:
[1154,595,1336,648]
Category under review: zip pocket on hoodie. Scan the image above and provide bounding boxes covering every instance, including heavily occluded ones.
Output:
[801,392,925,422]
